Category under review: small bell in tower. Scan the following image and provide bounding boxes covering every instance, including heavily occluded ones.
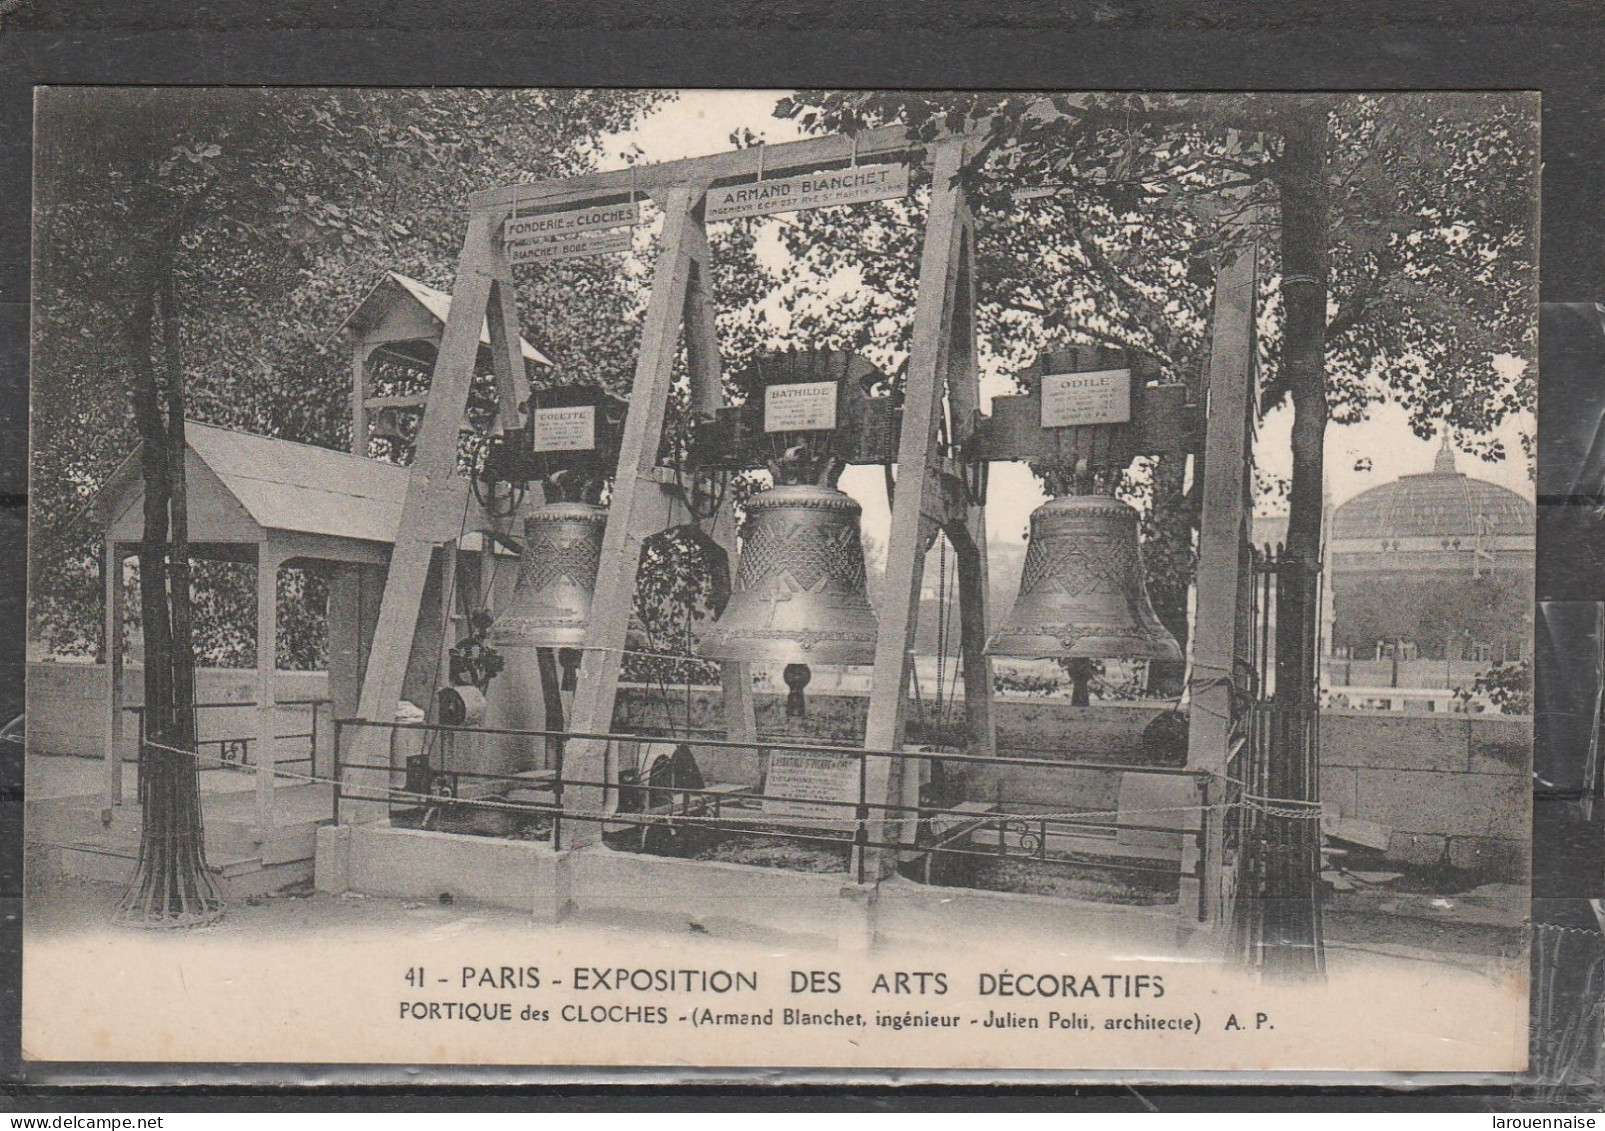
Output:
[697,483,879,666]
[372,405,412,446]
[988,493,1181,662]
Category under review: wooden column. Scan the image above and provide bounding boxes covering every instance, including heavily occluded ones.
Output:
[683,242,756,748]
[863,135,970,871]
[563,181,704,846]
[350,341,370,456]
[254,545,282,839]
[1188,245,1259,929]
[102,539,124,811]
[345,213,518,825]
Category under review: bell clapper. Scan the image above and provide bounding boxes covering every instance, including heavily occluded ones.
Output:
[783,663,812,718]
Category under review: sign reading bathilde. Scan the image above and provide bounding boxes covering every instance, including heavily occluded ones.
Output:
[1041,368,1133,429]
[764,381,839,432]
[705,163,911,222]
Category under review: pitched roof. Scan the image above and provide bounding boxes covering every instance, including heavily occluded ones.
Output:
[341,271,553,366]
[93,423,422,545]
[185,423,412,543]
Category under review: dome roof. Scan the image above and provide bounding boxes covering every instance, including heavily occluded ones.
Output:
[1332,436,1532,542]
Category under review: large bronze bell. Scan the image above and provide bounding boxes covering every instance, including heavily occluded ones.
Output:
[697,484,879,665]
[490,502,607,648]
[988,494,1182,662]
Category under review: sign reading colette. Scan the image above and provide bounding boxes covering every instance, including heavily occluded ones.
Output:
[533,405,596,452]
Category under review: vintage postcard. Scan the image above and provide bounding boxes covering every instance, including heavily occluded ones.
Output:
[22,87,1537,1075]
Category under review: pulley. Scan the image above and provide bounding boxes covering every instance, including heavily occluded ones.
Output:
[987,494,1182,662]
[696,483,879,666]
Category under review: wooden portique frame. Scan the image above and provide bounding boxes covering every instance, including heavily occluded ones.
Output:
[342,123,1262,932]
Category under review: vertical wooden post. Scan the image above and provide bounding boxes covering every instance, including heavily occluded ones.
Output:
[683,244,757,749]
[255,545,282,839]
[345,213,505,825]
[103,539,124,810]
[1188,245,1259,930]
[862,135,970,871]
[563,182,704,845]
[483,265,534,430]
[350,341,369,456]
[436,543,459,706]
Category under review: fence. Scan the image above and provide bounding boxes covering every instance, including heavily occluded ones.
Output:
[332,716,1213,909]
[126,698,332,778]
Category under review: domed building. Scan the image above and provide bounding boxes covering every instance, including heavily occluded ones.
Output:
[1327,435,1533,668]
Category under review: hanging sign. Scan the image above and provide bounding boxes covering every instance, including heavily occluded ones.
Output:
[762,750,861,827]
[508,228,634,264]
[764,381,839,433]
[503,201,642,244]
[704,163,910,222]
[1040,368,1132,428]
[532,405,596,452]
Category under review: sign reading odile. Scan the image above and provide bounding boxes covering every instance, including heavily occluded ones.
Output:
[1040,368,1133,429]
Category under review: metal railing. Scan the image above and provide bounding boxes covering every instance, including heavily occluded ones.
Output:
[126,698,332,777]
[332,716,1214,912]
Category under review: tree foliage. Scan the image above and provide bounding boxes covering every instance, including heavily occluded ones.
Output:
[31,88,672,660]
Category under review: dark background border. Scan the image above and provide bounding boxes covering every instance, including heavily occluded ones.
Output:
[2,0,1601,1109]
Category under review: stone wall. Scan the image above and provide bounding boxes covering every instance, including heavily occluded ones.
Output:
[25,661,329,760]
[1320,708,1529,881]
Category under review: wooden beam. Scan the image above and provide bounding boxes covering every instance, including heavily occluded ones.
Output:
[484,250,534,430]
[1188,245,1259,930]
[561,181,705,845]
[102,540,124,811]
[862,134,970,871]
[254,545,282,839]
[350,342,369,456]
[343,213,502,825]
[471,124,922,214]
[680,239,757,749]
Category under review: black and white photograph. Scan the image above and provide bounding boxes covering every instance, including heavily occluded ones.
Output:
[20,87,1537,1075]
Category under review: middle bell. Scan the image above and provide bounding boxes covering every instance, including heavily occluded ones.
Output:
[697,483,879,666]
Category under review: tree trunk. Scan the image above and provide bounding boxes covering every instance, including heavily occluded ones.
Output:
[1261,100,1331,977]
[117,267,224,928]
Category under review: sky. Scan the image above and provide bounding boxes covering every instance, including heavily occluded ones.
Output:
[595,90,1536,548]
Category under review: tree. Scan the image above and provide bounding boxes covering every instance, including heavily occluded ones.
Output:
[31,88,673,665]
[31,88,671,923]
[751,91,1533,698]
[735,91,1531,975]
